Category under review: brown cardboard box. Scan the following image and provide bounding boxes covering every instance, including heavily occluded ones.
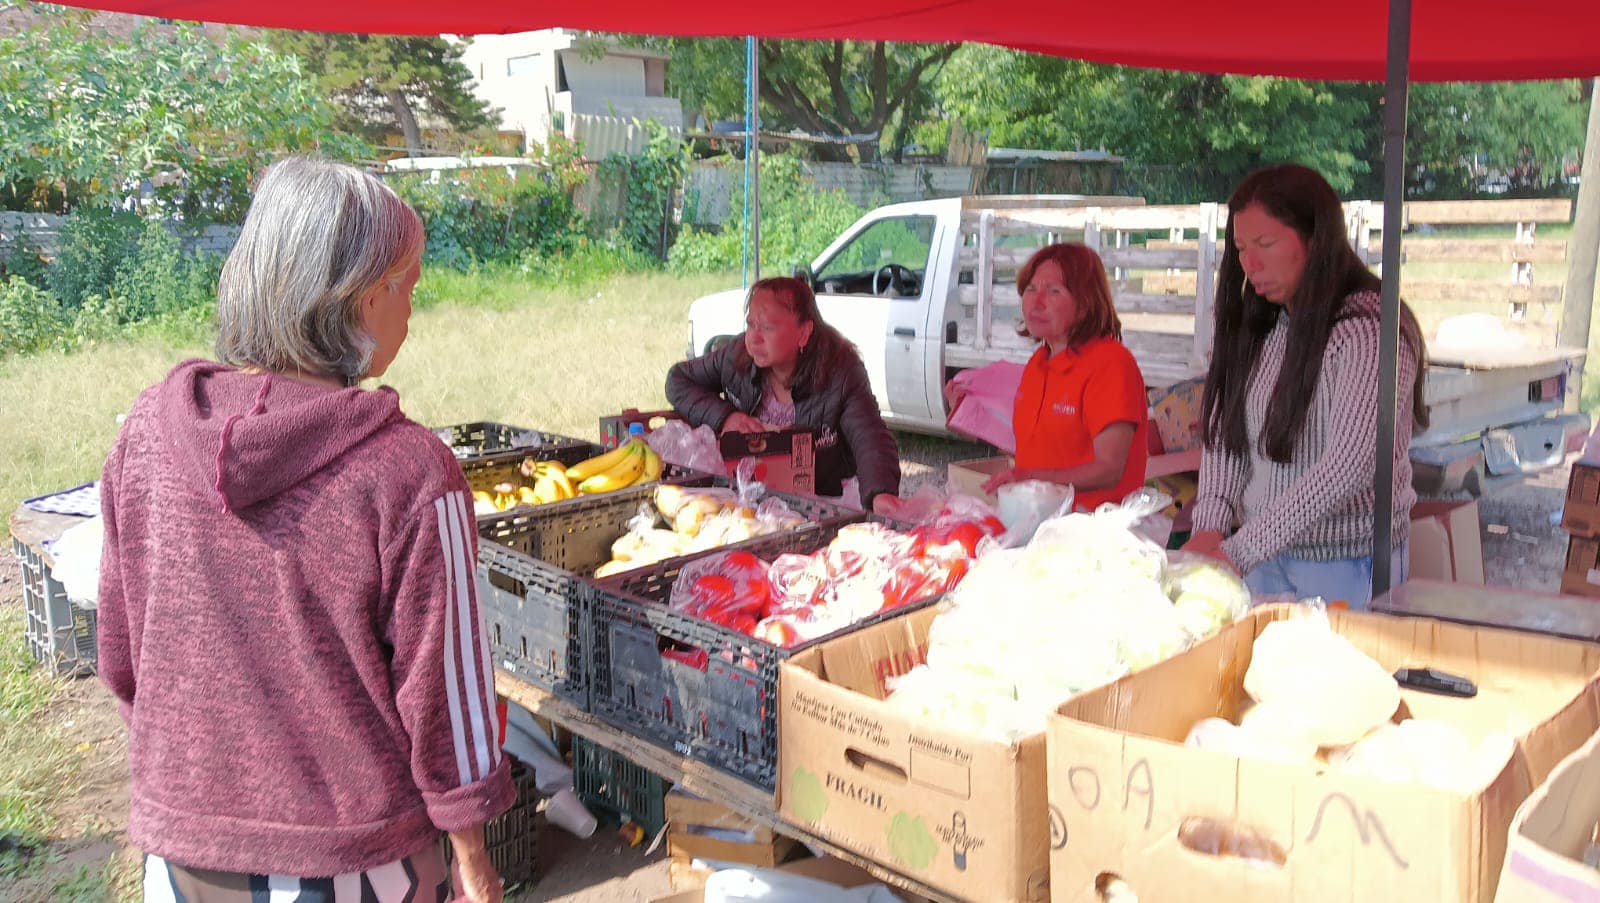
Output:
[1560,535,1600,598]
[1562,461,1600,537]
[652,856,911,903]
[1048,605,1600,903]
[664,787,799,890]
[947,456,1012,506]
[1495,727,1600,902]
[779,607,1050,903]
[1149,378,1204,454]
[719,428,817,496]
[1409,499,1485,583]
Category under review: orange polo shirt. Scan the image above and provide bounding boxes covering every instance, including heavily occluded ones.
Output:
[1013,337,1149,511]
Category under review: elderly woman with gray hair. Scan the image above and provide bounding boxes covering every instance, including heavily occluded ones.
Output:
[96,156,512,902]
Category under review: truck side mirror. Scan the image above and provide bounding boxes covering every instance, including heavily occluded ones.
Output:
[792,264,816,288]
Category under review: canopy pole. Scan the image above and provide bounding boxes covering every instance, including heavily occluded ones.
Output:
[746,36,761,284]
[1372,0,1411,598]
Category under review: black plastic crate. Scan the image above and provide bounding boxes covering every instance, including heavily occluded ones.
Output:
[438,421,591,464]
[458,440,605,496]
[585,520,939,791]
[572,736,668,839]
[14,537,96,677]
[443,761,540,889]
[477,485,858,708]
[489,762,542,888]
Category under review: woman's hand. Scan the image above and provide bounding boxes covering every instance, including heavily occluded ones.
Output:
[981,466,1026,495]
[871,494,905,518]
[720,412,766,434]
[1181,530,1238,571]
[942,379,968,416]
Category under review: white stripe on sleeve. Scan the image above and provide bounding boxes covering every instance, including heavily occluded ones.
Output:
[454,489,503,766]
[443,491,493,779]
[435,496,473,785]
[142,855,178,903]
[266,875,300,903]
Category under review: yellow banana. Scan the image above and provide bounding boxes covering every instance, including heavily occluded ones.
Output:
[578,444,646,494]
[638,445,663,483]
[532,474,559,505]
[517,485,539,506]
[567,441,640,482]
[549,468,577,499]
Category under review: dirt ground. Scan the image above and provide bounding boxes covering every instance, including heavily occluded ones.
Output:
[0,434,1582,902]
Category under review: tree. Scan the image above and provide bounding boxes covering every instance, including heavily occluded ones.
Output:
[612,36,959,162]
[934,46,1374,201]
[263,32,495,157]
[0,6,362,221]
[1401,81,1586,197]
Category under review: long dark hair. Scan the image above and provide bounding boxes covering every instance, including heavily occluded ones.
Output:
[1201,164,1429,463]
[1015,242,1123,346]
[732,276,860,396]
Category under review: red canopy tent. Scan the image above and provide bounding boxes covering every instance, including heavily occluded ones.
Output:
[50,0,1600,595]
[42,0,1600,81]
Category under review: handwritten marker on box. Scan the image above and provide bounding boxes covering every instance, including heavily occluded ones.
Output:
[1394,667,1477,698]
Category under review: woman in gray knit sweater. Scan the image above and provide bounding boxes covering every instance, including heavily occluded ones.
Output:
[1184,164,1428,609]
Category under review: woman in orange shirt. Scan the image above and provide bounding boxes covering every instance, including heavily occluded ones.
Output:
[947,243,1149,510]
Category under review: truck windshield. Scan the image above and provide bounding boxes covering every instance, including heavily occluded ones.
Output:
[815,216,936,294]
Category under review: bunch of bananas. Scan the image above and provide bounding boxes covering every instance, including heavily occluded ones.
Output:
[470,439,667,517]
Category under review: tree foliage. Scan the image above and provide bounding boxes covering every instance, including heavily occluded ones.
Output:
[263,31,496,157]
[0,4,361,221]
[930,45,1585,202]
[611,36,958,162]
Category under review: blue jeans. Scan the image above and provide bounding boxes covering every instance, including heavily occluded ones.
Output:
[1243,544,1409,612]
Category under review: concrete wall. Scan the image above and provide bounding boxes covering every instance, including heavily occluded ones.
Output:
[0,212,239,263]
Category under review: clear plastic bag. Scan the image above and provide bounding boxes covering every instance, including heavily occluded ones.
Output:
[1163,551,1252,640]
[644,419,725,476]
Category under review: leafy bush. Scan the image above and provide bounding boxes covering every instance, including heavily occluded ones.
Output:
[0,277,66,356]
[669,155,866,275]
[46,210,144,310]
[110,220,221,324]
[520,238,659,287]
[392,167,586,271]
[596,123,689,260]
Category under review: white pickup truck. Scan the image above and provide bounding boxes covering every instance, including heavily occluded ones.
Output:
[685,195,1587,494]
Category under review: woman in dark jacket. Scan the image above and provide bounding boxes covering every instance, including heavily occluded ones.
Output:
[667,276,903,515]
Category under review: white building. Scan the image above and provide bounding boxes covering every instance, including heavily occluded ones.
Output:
[460,30,684,160]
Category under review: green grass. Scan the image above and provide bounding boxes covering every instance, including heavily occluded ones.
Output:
[0,268,736,517]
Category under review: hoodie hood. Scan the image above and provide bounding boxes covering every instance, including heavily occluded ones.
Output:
[155,359,404,512]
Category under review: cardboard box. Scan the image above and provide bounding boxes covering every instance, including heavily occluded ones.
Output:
[947,456,1012,507]
[1409,499,1485,584]
[598,409,818,496]
[719,428,817,496]
[652,855,911,903]
[1496,727,1600,902]
[1562,461,1600,537]
[1048,605,1600,903]
[1149,378,1204,454]
[664,787,799,890]
[1561,535,1600,598]
[779,607,1050,903]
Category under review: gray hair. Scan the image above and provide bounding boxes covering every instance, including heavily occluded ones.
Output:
[215,157,424,384]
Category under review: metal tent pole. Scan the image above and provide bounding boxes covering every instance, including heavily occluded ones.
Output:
[748,36,761,282]
[1373,0,1411,597]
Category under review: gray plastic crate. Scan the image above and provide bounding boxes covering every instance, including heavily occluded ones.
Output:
[13,537,96,676]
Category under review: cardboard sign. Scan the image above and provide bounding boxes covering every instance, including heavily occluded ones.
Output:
[1048,606,1600,903]
[1409,499,1485,584]
[719,428,817,496]
[779,607,1050,903]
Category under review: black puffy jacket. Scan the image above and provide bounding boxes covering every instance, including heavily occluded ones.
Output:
[665,342,902,508]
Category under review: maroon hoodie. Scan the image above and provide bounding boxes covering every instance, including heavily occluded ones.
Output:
[97,359,513,876]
